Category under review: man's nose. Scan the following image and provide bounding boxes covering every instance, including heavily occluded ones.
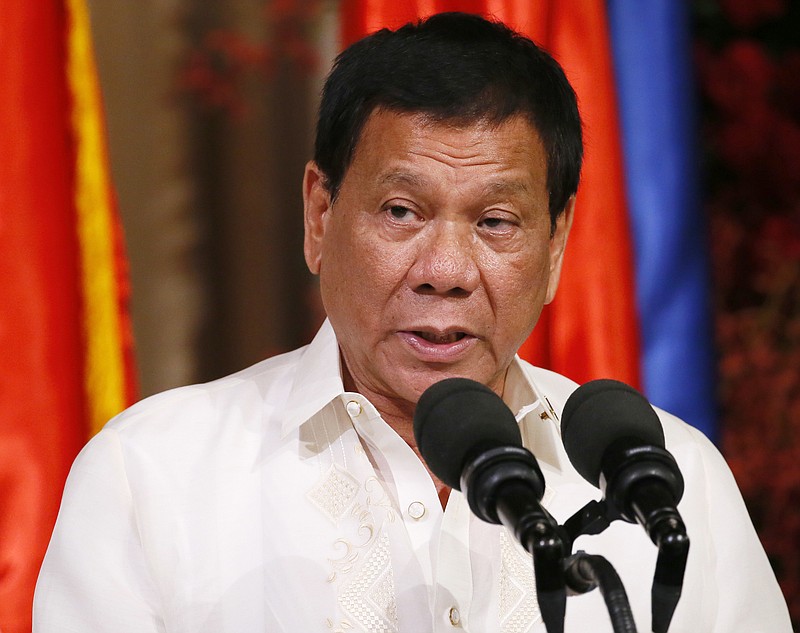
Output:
[407,222,480,296]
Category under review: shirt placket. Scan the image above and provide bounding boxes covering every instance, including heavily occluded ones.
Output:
[341,393,444,630]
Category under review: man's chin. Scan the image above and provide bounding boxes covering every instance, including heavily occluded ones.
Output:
[403,368,500,404]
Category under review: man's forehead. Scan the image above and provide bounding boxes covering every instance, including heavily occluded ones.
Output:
[360,106,541,138]
[353,109,544,159]
[375,169,535,197]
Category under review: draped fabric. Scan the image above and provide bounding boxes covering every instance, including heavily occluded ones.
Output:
[607,0,716,440]
[0,2,136,630]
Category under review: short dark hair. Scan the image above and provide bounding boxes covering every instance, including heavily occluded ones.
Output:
[313,12,583,225]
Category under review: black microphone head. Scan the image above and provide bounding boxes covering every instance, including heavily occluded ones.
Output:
[561,379,664,487]
[413,377,522,490]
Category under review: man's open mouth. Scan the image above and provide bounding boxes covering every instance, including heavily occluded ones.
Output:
[413,331,467,344]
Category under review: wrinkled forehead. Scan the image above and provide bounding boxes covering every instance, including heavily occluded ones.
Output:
[349,105,545,169]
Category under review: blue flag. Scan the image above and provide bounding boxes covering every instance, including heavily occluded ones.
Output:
[608,0,717,441]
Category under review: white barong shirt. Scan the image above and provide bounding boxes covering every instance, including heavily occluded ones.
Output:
[34,320,792,632]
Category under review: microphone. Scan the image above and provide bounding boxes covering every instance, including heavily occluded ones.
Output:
[561,379,690,633]
[414,377,567,633]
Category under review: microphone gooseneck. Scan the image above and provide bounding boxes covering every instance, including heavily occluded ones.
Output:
[564,552,638,633]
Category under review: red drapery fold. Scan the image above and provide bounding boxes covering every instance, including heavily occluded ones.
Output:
[0,2,136,630]
[0,6,86,630]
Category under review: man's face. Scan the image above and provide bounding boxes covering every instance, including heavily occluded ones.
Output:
[304,110,573,417]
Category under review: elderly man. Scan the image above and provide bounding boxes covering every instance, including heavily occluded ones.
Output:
[34,12,790,633]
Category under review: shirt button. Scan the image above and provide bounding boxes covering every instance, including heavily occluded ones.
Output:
[449,607,461,627]
[346,400,362,417]
[408,501,426,520]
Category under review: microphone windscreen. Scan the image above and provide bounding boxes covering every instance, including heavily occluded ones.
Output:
[413,377,522,490]
[561,379,664,487]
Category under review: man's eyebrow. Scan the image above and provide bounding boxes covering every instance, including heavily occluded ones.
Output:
[377,172,532,197]
[377,171,429,188]
[483,180,532,197]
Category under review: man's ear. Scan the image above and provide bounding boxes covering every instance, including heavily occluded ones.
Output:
[544,195,575,305]
[302,161,332,275]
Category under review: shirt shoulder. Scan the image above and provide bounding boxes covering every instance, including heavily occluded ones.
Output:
[512,358,579,410]
[513,358,719,457]
[101,346,306,450]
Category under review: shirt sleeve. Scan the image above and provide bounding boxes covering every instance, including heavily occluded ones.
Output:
[688,426,793,633]
[33,427,166,632]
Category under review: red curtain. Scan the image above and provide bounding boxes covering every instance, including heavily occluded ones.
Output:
[0,2,136,630]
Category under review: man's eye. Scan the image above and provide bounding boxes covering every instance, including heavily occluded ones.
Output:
[479,216,508,229]
[387,206,416,221]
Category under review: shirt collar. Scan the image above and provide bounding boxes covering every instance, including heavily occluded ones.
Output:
[504,358,568,471]
[280,318,346,437]
[279,320,566,472]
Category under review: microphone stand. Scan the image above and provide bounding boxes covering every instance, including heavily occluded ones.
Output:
[645,504,689,633]
[564,552,638,633]
[468,475,688,632]
[562,497,689,633]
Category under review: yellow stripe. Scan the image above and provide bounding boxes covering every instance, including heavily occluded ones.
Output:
[66,0,129,435]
